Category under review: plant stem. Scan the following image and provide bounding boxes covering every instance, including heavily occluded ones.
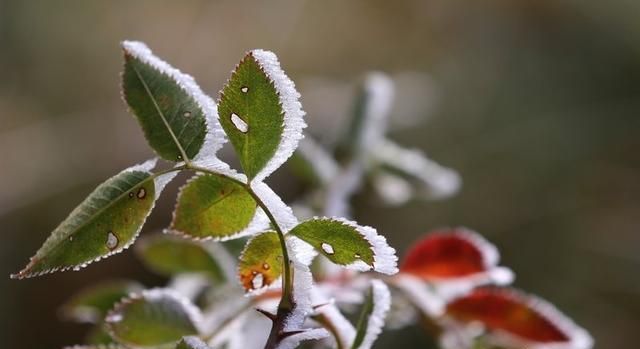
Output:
[187,165,295,348]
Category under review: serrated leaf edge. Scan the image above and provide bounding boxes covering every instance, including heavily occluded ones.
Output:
[121,41,226,162]
[352,279,391,349]
[230,49,306,183]
[166,174,270,242]
[12,159,177,279]
[237,231,283,296]
[105,288,204,344]
[295,217,399,275]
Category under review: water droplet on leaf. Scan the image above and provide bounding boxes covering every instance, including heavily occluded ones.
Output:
[354,253,361,258]
[183,111,191,117]
[106,231,119,250]
[230,113,249,133]
[252,273,264,289]
[262,263,270,270]
[241,86,249,93]
[321,242,335,255]
[128,192,134,198]
[136,187,146,199]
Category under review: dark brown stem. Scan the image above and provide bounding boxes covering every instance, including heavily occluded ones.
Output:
[187,165,296,349]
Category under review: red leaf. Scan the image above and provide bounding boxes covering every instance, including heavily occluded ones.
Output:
[400,228,498,280]
[445,287,592,348]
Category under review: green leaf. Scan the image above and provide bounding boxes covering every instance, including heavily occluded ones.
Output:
[351,280,391,349]
[61,280,143,323]
[169,174,263,240]
[105,289,201,347]
[218,50,305,181]
[351,286,374,349]
[85,325,117,345]
[175,336,212,349]
[12,160,166,279]
[238,231,283,292]
[290,217,398,274]
[122,41,211,162]
[136,234,226,281]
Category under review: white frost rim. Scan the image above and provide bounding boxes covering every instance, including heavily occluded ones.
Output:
[165,173,269,242]
[122,40,226,162]
[250,49,307,183]
[12,158,176,279]
[354,279,392,349]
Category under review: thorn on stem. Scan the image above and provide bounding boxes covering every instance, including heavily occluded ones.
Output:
[256,308,277,322]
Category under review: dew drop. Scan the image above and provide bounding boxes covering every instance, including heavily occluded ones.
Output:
[69,236,74,242]
[128,192,134,198]
[262,263,270,270]
[241,86,249,93]
[177,155,183,160]
[136,187,147,199]
[251,270,258,275]
[321,242,335,255]
[252,273,264,289]
[354,253,361,259]
[106,231,119,250]
[230,113,249,133]
[183,111,192,117]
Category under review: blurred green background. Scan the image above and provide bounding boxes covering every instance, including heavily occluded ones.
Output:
[1,0,639,347]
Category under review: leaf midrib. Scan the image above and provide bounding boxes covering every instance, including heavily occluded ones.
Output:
[37,173,153,260]
[131,63,190,163]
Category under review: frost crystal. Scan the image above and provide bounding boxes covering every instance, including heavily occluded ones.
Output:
[250,181,299,232]
[311,288,356,348]
[106,288,204,334]
[355,279,392,349]
[325,217,399,275]
[11,158,176,279]
[375,140,461,200]
[122,41,226,162]
[356,72,395,152]
[250,49,307,183]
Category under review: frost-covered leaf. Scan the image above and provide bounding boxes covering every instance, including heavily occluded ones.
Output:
[169,174,267,240]
[400,228,513,286]
[238,231,283,292]
[122,41,219,162]
[218,49,305,181]
[445,287,593,349]
[61,280,143,323]
[339,72,394,156]
[105,289,201,347]
[175,336,212,349]
[289,217,398,275]
[351,280,391,349]
[313,303,356,349]
[12,159,175,279]
[373,140,461,202]
[136,235,226,281]
[290,137,339,186]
